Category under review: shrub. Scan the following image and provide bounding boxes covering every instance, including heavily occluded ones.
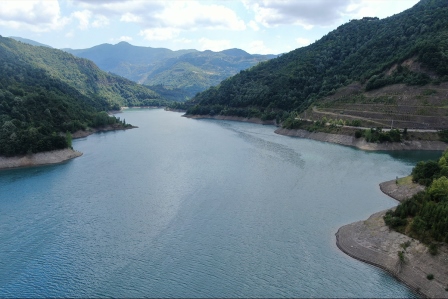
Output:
[428,243,439,256]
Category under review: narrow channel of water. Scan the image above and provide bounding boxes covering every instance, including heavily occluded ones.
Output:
[0,109,439,298]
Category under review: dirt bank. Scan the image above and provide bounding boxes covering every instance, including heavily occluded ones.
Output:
[275,128,447,151]
[379,178,425,202]
[336,179,448,298]
[0,149,82,170]
[336,211,448,298]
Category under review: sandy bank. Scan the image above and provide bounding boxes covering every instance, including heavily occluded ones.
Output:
[0,149,82,170]
[275,128,447,151]
[184,114,277,125]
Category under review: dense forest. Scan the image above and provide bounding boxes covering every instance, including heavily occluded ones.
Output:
[185,0,448,121]
[385,150,448,250]
[0,36,167,156]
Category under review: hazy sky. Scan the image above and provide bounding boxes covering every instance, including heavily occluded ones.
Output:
[0,0,420,54]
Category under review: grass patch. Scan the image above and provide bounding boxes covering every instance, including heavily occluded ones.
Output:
[396,176,413,186]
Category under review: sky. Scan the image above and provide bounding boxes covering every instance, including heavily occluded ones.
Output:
[0,0,420,54]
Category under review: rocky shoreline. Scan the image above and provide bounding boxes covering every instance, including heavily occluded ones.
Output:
[336,180,448,298]
[0,148,83,170]
[185,114,447,151]
[275,128,448,151]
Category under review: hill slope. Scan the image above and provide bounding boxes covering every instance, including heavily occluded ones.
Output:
[186,0,448,126]
[9,36,52,48]
[64,42,276,101]
[0,36,165,156]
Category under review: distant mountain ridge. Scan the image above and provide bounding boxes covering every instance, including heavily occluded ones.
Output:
[185,0,448,126]
[64,42,276,101]
[9,36,52,48]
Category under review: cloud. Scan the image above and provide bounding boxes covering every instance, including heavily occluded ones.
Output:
[0,0,68,32]
[248,20,260,31]
[243,0,359,28]
[198,38,232,52]
[72,0,246,31]
[92,15,110,28]
[109,35,133,43]
[246,40,275,55]
[139,28,181,41]
[72,10,91,30]
[349,0,420,19]
[296,38,311,47]
[175,38,193,44]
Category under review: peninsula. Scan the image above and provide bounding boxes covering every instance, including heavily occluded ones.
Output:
[337,178,448,298]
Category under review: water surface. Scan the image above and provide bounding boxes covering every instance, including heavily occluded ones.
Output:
[0,109,439,297]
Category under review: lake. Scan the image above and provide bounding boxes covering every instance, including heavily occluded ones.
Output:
[0,109,440,297]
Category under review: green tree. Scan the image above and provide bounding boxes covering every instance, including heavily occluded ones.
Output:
[428,176,448,201]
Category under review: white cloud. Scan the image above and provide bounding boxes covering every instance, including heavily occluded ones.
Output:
[243,0,420,30]
[72,10,91,30]
[198,38,232,52]
[349,0,420,19]
[65,30,75,38]
[248,20,260,31]
[296,38,311,47]
[109,35,134,43]
[72,0,246,31]
[120,12,142,23]
[118,35,133,42]
[139,28,181,41]
[175,38,193,44]
[0,0,69,32]
[247,40,275,55]
[243,0,358,28]
[92,15,110,28]
[71,10,109,30]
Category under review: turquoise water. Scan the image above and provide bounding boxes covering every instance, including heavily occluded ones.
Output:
[0,109,439,298]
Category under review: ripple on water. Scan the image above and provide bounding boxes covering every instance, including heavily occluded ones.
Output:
[0,109,429,298]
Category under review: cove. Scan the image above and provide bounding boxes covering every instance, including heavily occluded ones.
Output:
[0,109,439,298]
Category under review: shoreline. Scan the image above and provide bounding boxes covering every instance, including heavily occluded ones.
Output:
[336,179,448,298]
[275,127,447,151]
[0,125,136,171]
[184,114,447,151]
[183,114,278,126]
[72,124,137,139]
[0,148,83,170]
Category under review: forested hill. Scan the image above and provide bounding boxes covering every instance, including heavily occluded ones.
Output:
[186,0,448,120]
[0,36,165,156]
[64,42,276,101]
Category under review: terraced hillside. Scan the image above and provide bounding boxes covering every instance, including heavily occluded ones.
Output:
[302,82,448,130]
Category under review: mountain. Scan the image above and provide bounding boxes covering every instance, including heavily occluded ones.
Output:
[186,0,448,128]
[9,36,52,48]
[0,36,165,156]
[64,42,276,101]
